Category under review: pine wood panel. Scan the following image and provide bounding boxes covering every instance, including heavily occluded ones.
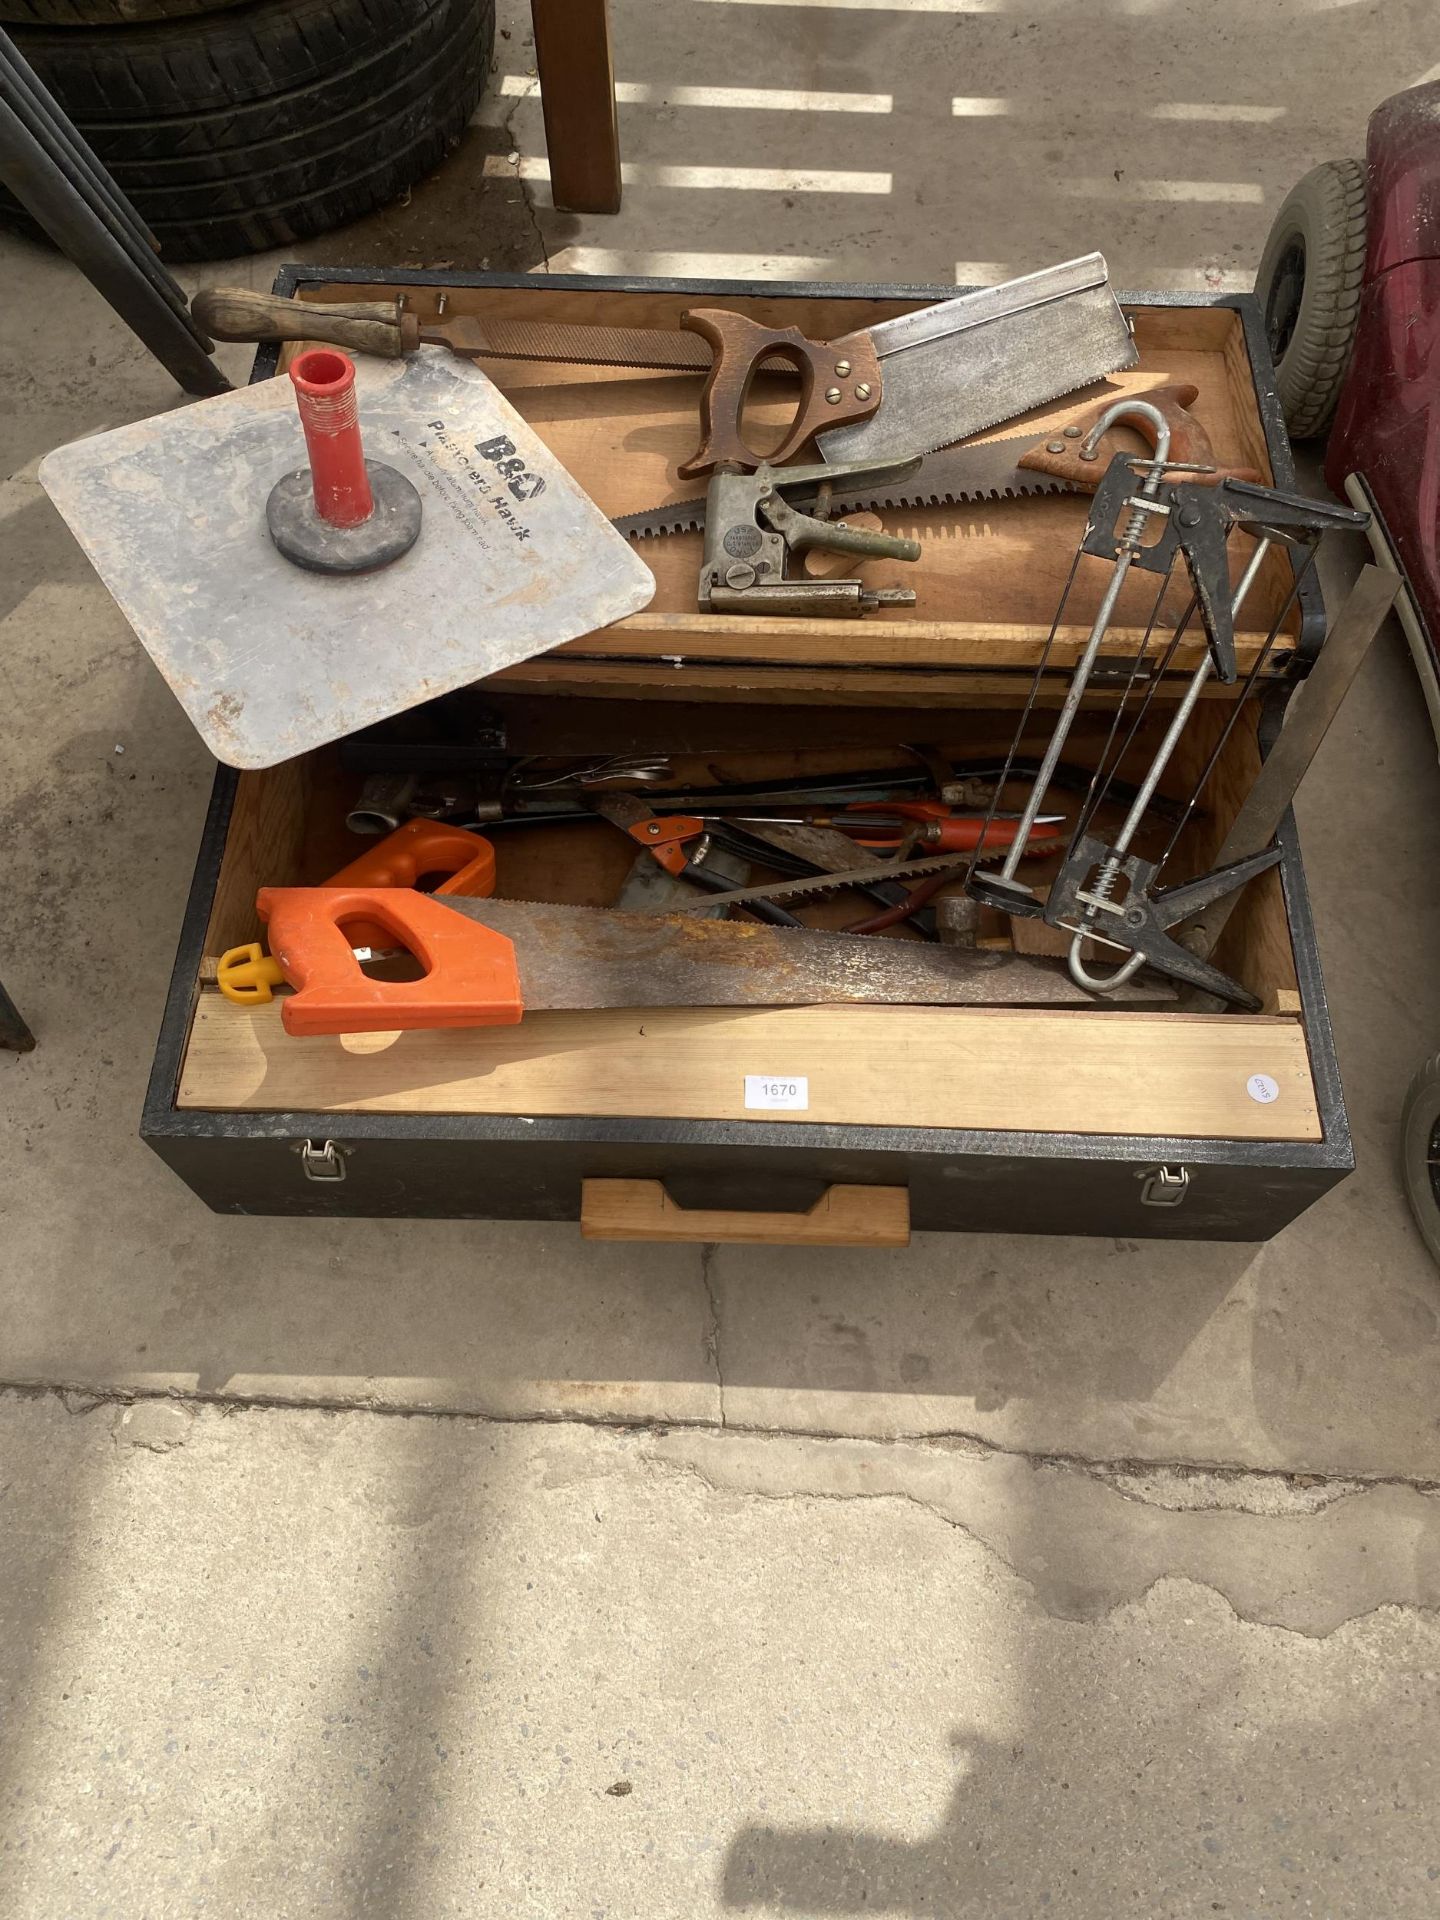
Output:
[202,760,310,957]
[1176,703,1300,1000]
[302,285,1299,677]
[549,609,1292,674]
[580,1179,911,1246]
[178,999,1320,1141]
[488,659,1259,705]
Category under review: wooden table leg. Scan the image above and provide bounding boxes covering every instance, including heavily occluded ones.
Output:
[530,0,621,215]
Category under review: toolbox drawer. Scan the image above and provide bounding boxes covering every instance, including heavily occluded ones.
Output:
[141,273,1351,1242]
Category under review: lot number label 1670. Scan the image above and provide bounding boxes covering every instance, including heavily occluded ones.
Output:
[744,1076,810,1111]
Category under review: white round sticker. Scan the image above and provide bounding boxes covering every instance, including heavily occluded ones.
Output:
[1247,1073,1280,1105]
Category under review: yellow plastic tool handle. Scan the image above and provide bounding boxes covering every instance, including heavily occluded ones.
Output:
[217,942,287,1005]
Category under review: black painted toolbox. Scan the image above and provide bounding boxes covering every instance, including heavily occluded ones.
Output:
[141,268,1351,1242]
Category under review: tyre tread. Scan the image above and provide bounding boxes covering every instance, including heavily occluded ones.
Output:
[1,0,492,260]
[1400,1052,1440,1267]
[1258,158,1368,439]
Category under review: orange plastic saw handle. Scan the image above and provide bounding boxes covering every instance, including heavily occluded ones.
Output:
[257,887,523,1037]
[1017,383,1263,490]
[676,308,882,479]
[328,818,495,891]
[325,819,496,949]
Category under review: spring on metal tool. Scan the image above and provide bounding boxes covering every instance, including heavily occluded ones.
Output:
[970,426,1367,1003]
[964,398,1180,904]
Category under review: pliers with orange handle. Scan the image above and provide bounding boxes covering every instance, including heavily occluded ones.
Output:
[590,794,810,927]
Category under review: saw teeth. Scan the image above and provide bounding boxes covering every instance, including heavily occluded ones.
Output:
[617,468,1073,540]
[664,851,978,914]
[616,513,702,541]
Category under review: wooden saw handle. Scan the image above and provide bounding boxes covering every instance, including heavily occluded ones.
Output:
[192,287,420,359]
[1018,383,1263,488]
[676,308,882,479]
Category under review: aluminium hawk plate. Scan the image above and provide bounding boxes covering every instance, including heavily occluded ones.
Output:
[39,348,655,769]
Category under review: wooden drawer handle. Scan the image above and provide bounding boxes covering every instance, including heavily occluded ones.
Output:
[580,1179,909,1247]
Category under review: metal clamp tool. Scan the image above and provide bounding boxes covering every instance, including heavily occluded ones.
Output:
[968,398,1371,1009]
[699,457,923,617]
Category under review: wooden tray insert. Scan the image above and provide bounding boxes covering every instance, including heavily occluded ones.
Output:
[175,698,1317,1143]
[284,286,1296,707]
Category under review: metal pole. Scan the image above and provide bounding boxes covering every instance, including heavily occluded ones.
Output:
[1183,563,1401,966]
[0,39,228,397]
[992,400,1174,891]
[1067,537,1273,991]
[0,34,197,330]
[0,979,35,1054]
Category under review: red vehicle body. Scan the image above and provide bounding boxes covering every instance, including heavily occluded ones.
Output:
[1324,84,1440,735]
[1261,84,1440,1254]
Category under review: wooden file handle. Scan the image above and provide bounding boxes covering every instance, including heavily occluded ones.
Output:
[580,1179,911,1246]
[192,287,419,359]
[676,308,883,479]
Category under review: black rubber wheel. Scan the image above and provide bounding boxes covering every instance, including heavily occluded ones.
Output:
[2,0,495,260]
[1255,158,1368,440]
[0,2,248,23]
[1401,1053,1440,1265]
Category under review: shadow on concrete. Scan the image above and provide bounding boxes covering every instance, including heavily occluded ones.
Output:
[508,0,1432,288]
[722,1734,1017,1917]
[306,119,579,276]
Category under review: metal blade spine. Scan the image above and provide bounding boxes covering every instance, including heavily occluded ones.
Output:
[869,367,1135,465]
[851,253,1110,360]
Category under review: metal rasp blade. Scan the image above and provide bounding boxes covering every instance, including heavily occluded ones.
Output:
[436,897,1171,1008]
[612,435,1073,542]
[817,254,1138,467]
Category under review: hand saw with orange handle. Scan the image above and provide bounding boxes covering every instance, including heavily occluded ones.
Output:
[232,881,1176,1037]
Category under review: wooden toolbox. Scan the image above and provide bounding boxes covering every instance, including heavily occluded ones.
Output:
[141,269,1351,1243]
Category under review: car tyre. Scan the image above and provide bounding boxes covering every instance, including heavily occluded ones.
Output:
[1401,1052,1440,1265]
[1256,158,1368,439]
[2,0,494,261]
[0,2,248,22]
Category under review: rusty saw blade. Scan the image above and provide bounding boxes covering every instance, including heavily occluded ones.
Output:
[658,851,969,911]
[612,434,1073,542]
[435,897,1173,1008]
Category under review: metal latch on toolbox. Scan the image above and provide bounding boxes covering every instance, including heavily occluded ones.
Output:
[296,1140,349,1183]
[1137,1165,1190,1208]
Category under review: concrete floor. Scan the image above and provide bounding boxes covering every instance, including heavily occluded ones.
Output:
[4,1,1440,1912]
